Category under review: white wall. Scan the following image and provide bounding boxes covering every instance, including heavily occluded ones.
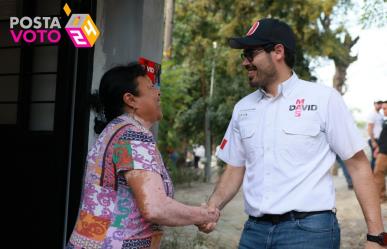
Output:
[88,0,165,148]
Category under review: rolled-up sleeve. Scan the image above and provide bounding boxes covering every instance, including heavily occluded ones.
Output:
[216,110,246,167]
[325,90,366,160]
[113,138,162,175]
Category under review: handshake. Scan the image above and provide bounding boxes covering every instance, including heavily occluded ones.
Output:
[195,203,220,233]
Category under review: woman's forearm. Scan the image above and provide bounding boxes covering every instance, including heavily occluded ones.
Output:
[145,197,216,226]
[126,170,218,227]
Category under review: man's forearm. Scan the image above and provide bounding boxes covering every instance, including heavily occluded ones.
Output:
[345,151,385,234]
[208,165,245,210]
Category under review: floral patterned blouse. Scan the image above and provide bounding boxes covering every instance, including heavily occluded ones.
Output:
[66,114,174,249]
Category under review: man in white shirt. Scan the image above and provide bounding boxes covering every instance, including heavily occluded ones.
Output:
[198,18,386,249]
[193,144,205,168]
[367,100,384,170]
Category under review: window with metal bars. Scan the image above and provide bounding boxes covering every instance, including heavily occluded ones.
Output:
[0,0,61,131]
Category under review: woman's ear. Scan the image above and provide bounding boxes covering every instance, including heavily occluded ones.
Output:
[123,92,137,109]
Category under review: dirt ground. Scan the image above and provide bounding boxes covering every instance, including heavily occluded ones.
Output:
[161,172,387,249]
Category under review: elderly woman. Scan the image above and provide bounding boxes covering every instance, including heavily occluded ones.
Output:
[66,63,219,249]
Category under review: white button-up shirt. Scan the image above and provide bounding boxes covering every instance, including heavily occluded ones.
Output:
[216,74,366,217]
[366,110,383,139]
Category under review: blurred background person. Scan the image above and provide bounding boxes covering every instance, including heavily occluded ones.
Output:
[336,155,353,190]
[374,101,387,203]
[367,100,383,170]
[193,144,205,169]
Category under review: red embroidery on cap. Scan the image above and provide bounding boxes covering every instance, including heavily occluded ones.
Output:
[220,139,228,150]
[246,21,260,36]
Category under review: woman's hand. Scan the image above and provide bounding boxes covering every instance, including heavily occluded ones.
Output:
[196,203,220,233]
[200,203,220,224]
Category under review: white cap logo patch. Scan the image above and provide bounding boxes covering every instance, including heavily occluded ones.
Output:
[246,21,259,36]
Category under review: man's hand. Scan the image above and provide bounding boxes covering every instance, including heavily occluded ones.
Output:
[197,221,217,233]
[196,165,245,233]
[196,203,220,233]
[364,241,387,249]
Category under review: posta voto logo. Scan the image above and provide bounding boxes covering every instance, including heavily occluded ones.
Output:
[8,3,100,48]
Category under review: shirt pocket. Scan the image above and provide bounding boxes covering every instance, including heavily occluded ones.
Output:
[240,124,256,139]
[239,124,260,164]
[280,122,322,165]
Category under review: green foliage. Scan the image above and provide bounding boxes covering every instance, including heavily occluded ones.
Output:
[168,165,204,186]
[159,60,192,154]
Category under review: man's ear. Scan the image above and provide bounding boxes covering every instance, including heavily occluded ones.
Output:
[123,92,137,109]
[272,44,285,61]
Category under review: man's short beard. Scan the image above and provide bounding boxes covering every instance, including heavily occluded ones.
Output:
[248,62,278,89]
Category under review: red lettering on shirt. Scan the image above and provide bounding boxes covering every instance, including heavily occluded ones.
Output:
[295,98,305,117]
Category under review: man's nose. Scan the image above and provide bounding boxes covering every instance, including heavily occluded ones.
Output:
[242,58,251,66]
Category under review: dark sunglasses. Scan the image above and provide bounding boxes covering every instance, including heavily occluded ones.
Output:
[240,48,266,62]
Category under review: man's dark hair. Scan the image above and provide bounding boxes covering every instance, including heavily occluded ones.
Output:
[263,43,295,69]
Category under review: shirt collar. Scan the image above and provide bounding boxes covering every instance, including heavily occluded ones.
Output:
[254,89,264,101]
[254,72,298,102]
[258,88,271,99]
[278,72,298,98]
